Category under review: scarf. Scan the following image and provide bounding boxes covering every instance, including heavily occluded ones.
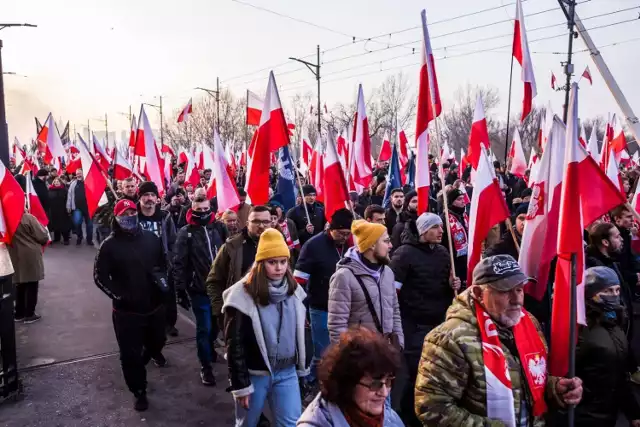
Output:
[475,301,547,426]
[279,220,300,250]
[343,405,384,427]
[257,279,297,371]
[447,211,469,257]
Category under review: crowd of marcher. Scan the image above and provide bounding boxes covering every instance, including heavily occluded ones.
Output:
[9,153,640,427]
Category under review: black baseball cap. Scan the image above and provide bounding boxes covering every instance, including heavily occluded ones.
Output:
[472,255,528,291]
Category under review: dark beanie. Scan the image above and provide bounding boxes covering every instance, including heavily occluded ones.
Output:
[36,168,49,177]
[329,208,354,230]
[302,184,317,196]
[585,266,620,299]
[138,181,159,197]
[515,203,530,217]
[447,188,465,206]
[403,190,417,211]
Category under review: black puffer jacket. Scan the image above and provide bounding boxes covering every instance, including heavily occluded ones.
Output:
[173,212,226,295]
[287,202,326,246]
[93,224,166,314]
[390,210,417,253]
[390,220,453,325]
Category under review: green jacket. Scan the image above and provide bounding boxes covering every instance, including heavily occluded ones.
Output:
[415,288,563,427]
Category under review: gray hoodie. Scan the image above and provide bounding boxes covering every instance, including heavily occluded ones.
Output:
[297,393,404,427]
[327,247,404,348]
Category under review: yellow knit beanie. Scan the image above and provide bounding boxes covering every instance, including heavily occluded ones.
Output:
[255,228,290,262]
[351,219,387,253]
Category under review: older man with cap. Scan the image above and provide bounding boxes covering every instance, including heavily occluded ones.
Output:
[287,184,326,246]
[390,212,461,426]
[328,219,403,348]
[415,254,583,427]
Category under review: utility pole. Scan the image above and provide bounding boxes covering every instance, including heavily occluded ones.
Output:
[0,23,37,167]
[159,96,163,147]
[195,82,221,131]
[558,0,577,123]
[104,113,109,145]
[290,45,321,137]
[87,119,90,141]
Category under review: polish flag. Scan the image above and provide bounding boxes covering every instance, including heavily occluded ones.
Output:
[336,129,348,171]
[246,90,264,126]
[113,147,134,180]
[177,98,193,123]
[246,71,290,205]
[162,142,176,158]
[185,150,201,188]
[92,135,112,172]
[323,129,350,221]
[299,132,313,174]
[549,84,627,377]
[399,129,409,184]
[352,84,373,188]
[605,149,624,194]
[36,113,66,164]
[509,127,528,178]
[211,131,240,213]
[13,140,26,166]
[225,143,237,179]
[513,0,537,121]
[25,172,48,227]
[178,148,189,166]
[467,95,491,170]
[551,71,557,90]
[467,147,510,285]
[378,132,392,162]
[136,106,165,195]
[416,131,431,215]
[519,116,565,301]
[460,147,470,173]
[163,153,172,186]
[128,114,137,148]
[582,66,593,86]
[609,114,627,157]
[311,138,325,204]
[620,149,631,167]
[416,9,442,139]
[578,123,587,148]
[0,161,25,244]
[586,127,601,164]
[77,135,108,219]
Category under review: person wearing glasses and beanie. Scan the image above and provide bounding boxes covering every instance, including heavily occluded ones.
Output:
[223,228,309,427]
[298,326,404,427]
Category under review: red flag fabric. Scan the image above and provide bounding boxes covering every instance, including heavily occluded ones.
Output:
[128,114,137,148]
[378,132,392,162]
[246,90,264,126]
[460,147,470,173]
[185,150,201,188]
[92,135,112,172]
[352,84,373,188]
[26,173,48,227]
[113,147,134,180]
[177,98,193,123]
[36,113,66,164]
[211,131,240,212]
[398,130,409,167]
[513,0,537,121]
[467,147,510,285]
[323,130,349,221]
[609,114,627,155]
[313,142,325,204]
[551,71,557,90]
[605,148,624,194]
[416,130,431,215]
[467,95,491,170]
[0,161,25,244]
[77,135,107,219]
[582,66,593,86]
[509,128,528,178]
[136,106,165,195]
[246,71,290,205]
[550,84,627,377]
[416,9,442,135]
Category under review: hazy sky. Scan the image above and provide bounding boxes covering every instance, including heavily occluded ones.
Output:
[3,0,639,145]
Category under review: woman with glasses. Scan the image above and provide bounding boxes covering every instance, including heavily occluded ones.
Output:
[298,327,404,427]
[223,228,309,427]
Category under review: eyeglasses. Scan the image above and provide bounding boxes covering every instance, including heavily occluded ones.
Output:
[358,377,395,392]
[250,219,272,227]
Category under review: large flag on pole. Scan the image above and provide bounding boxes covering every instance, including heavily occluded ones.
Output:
[467,95,491,170]
[177,98,193,123]
[246,90,264,126]
[0,161,25,244]
[25,172,49,227]
[37,113,66,164]
[508,127,528,177]
[136,106,165,195]
[323,129,350,221]
[378,132,392,163]
[352,85,373,188]
[211,130,240,213]
[513,0,537,121]
[77,135,108,219]
[113,147,134,180]
[275,146,297,212]
[549,83,627,376]
[416,9,442,133]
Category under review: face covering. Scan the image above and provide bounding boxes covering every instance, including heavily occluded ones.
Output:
[592,294,622,319]
[116,215,139,233]
[192,210,212,226]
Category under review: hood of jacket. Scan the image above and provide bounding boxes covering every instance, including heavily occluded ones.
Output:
[336,247,384,281]
[443,288,477,326]
[297,393,404,427]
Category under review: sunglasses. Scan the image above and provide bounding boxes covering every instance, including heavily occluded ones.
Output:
[358,377,395,392]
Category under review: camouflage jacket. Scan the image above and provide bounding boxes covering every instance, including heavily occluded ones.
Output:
[415,289,563,427]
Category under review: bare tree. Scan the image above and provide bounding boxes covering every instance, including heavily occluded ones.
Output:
[505,106,544,161]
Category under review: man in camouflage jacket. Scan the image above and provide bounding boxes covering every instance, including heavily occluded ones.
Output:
[415,255,583,427]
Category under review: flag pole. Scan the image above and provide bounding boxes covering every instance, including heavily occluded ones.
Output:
[505,217,521,253]
[503,54,515,164]
[291,160,312,225]
[567,252,578,427]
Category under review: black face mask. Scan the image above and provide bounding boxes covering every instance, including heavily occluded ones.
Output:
[593,294,622,312]
[192,210,212,226]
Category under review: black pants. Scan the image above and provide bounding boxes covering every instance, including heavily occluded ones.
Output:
[15,282,39,318]
[399,319,436,427]
[52,230,70,243]
[113,306,166,395]
[164,273,177,330]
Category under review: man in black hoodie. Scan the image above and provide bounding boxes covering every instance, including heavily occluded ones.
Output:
[440,188,469,289]
[390,189,418,252]
[94,199,167,412]
[286,184,325,246]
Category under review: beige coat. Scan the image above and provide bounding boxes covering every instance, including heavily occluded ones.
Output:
[8,213,49,284]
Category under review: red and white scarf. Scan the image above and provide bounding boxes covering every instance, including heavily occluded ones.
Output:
[279,220,300,250]
[448,211,469,257]
[475,301,548,426]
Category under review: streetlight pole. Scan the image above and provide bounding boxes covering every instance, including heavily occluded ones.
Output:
[143,97,163,146]
[558,0,577,123]
[290,45,321,137]
[0,23,37,167]
[195,81,221,131]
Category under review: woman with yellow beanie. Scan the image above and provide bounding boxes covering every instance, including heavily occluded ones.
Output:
[222,228,309,427]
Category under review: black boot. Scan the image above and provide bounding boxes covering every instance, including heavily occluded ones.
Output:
[134,391,148,412]
[200,366,216,386]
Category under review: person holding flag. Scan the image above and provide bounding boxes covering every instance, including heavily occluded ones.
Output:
[440,187,470,289]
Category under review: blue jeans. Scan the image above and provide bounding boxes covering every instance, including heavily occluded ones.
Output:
[308,308,329,383]
[189,292,218,367]
[72,209,93,243]
[234,365,301,427]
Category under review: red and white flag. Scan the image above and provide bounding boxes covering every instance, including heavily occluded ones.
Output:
[13,139,26,166]
[225,142,238,179]
[513,0,537,121]
[467,95,491,170]
[323,129,350,221]
[184,149,201,188]
[551,71,557,90]
[211,131,240,212]
[582,66,593,86]
[549,84,627,377]
[467,147,510,285]
[77,135,108,219]
[136,106,165,195]
[310,137,325,204]
[113,146,134,180]
[36,113,66,165]
[128,114,137,148]
[578,123,587,148]
[460,147,470,173]
[378,131,392,163]
[177,98,193,123]
[609,114,627,157]
[0,161,25,244]
[162,142,176,158]
[352,84,373,188]
[416,132,431,215]
[246,90,264,126]
[299,132,313,174]
[586,127,601,164]
[246,71,290,205]
[509,127,528,178]
[605,148,624,194]
[92,135,112,172]
[25,172,49,227]
[399,129,409,184]
[519,116,565,301]
[416,9,442,142]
